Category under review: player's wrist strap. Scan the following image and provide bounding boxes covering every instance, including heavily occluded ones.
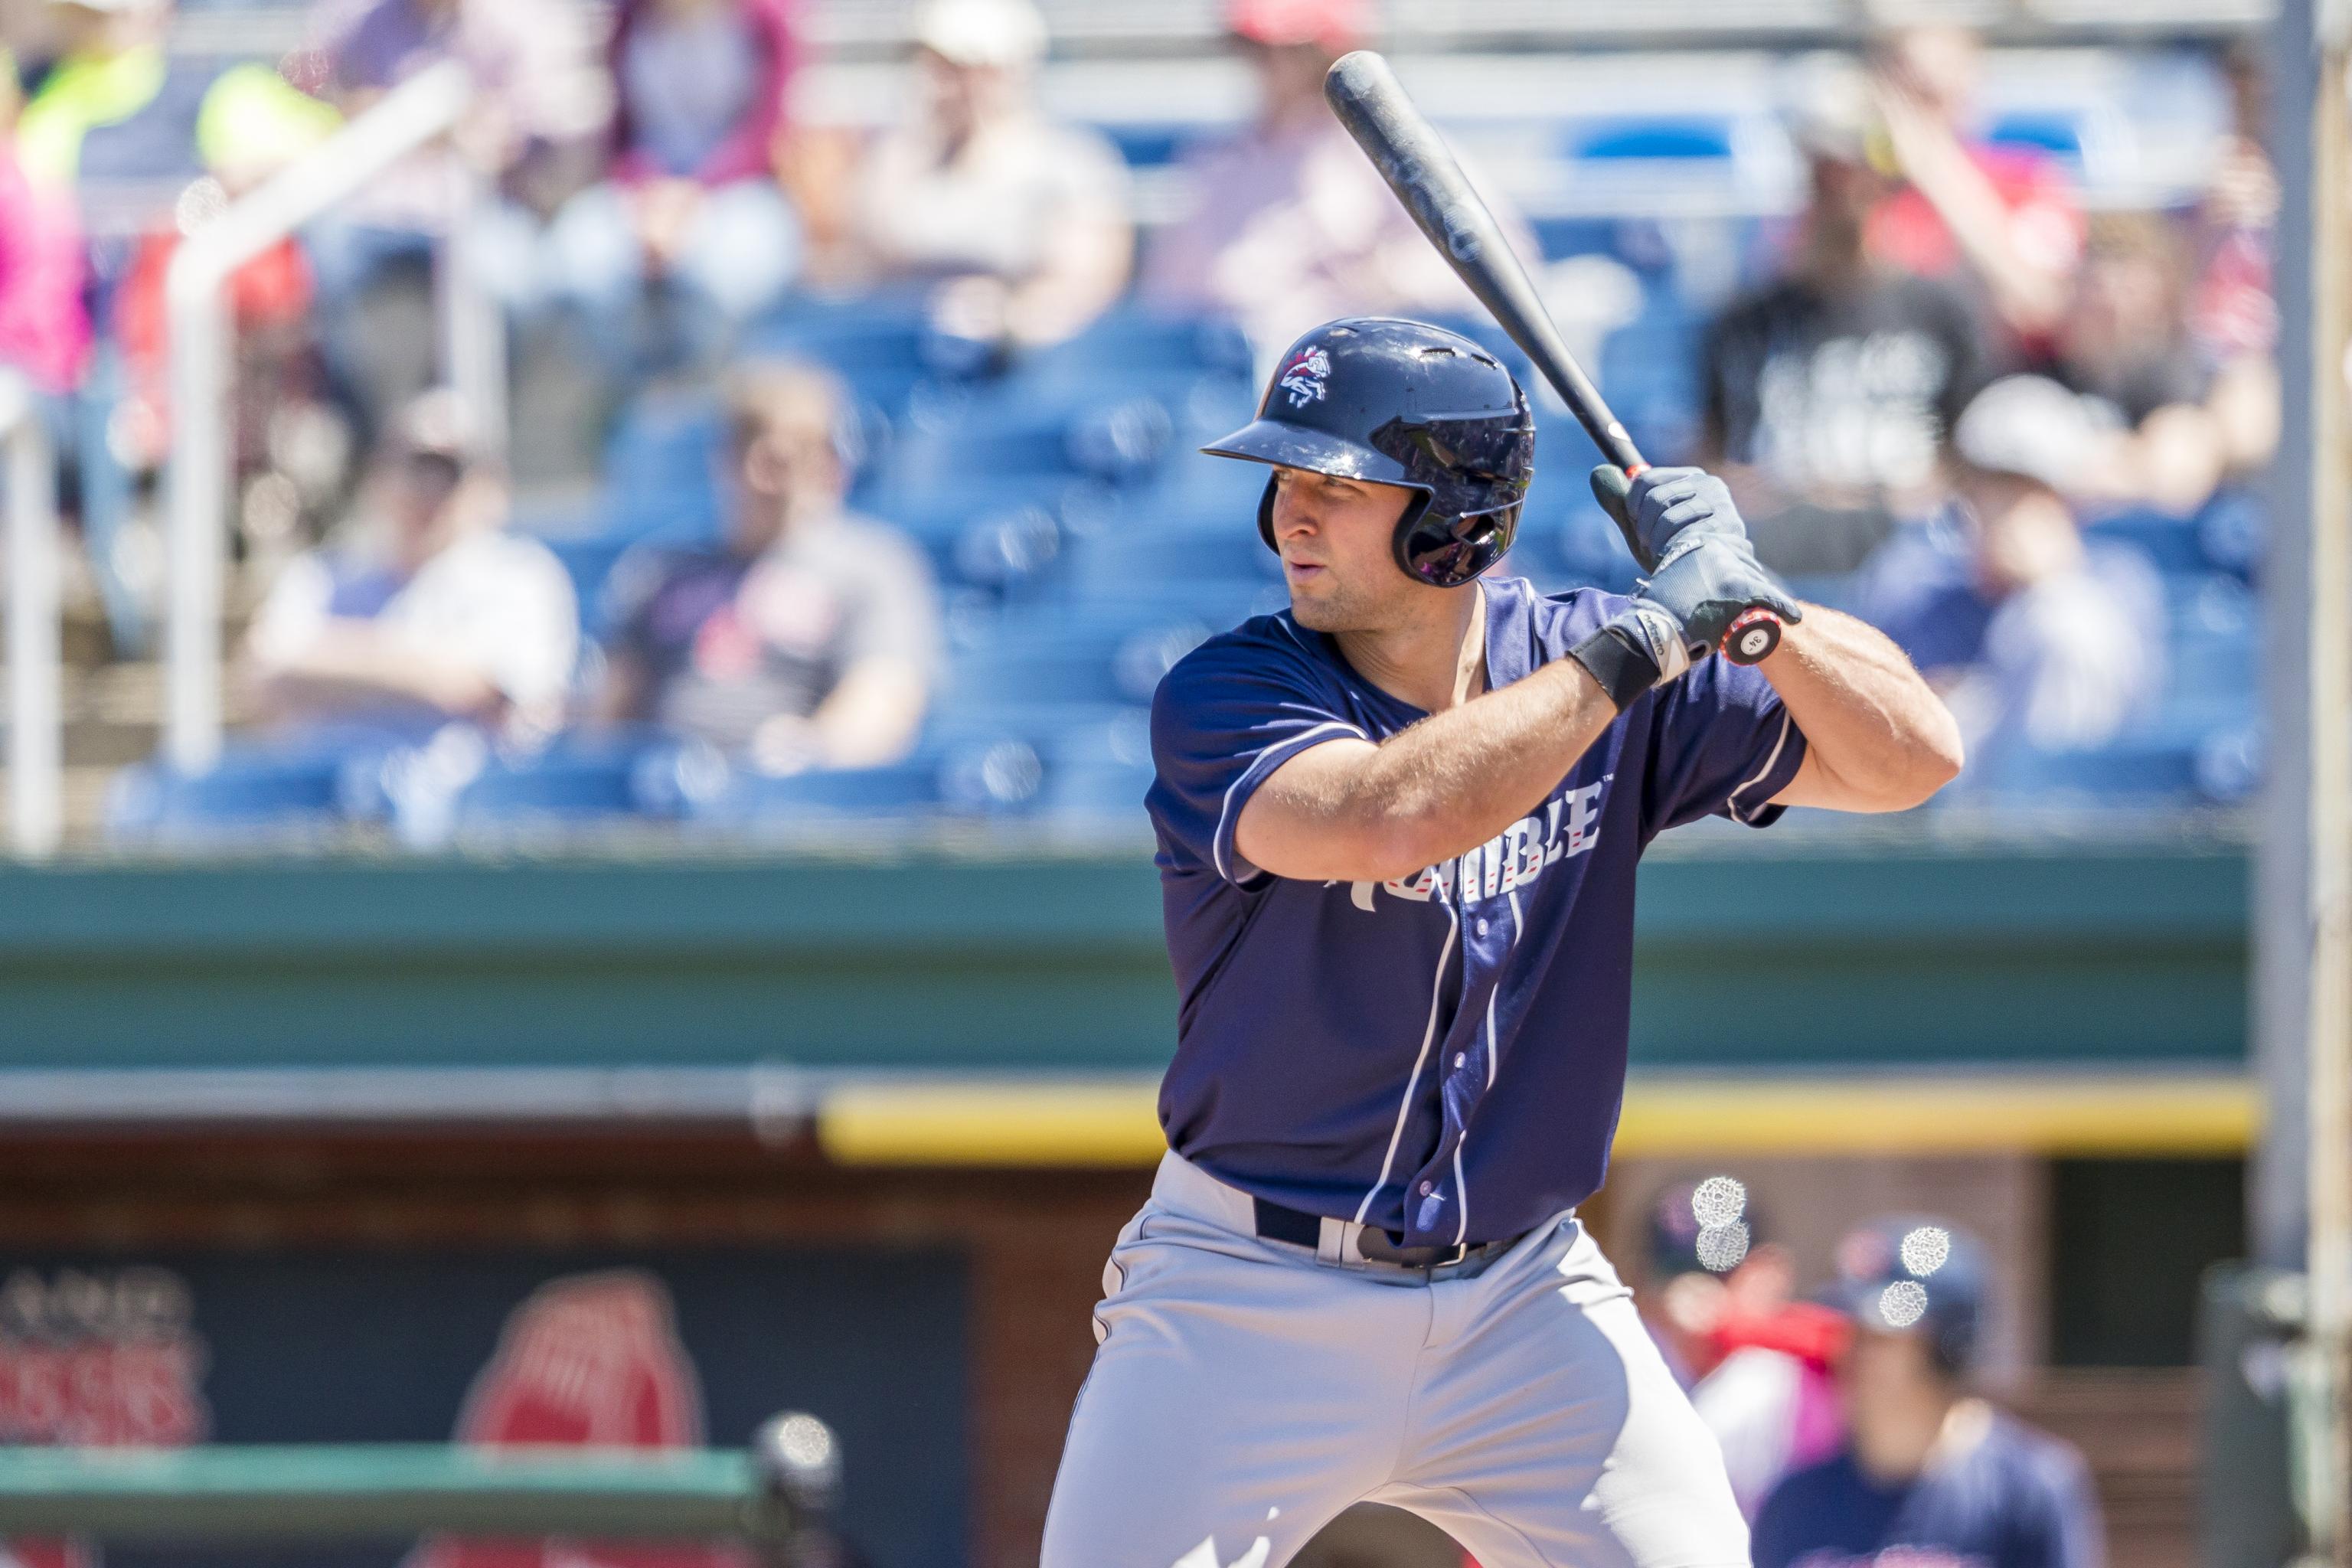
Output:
[1570,606,1690,711]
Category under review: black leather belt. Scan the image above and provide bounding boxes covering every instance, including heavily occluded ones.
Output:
[1253,1196,1516,1270]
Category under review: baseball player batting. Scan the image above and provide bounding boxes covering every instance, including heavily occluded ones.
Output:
[1038,317,1966,1568]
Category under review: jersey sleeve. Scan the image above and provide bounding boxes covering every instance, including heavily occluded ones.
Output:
[1147,629,1369,887]
[1640,653,1808,838]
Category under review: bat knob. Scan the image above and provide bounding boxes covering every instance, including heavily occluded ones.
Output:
[1721,607,1782,666]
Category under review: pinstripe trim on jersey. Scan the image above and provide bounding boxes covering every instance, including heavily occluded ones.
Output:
[1726,710,1794,825]
[1452,894,1517,1246]
[1210,720,1368,884]
[1353,897,1460,1227]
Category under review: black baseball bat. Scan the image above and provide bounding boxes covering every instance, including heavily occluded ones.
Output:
[1322,49,1782,666]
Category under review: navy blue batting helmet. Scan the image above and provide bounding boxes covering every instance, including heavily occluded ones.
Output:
[1831,1216,1990,1377]
[1203,318,1536,589]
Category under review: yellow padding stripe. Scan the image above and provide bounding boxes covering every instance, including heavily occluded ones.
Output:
[816,1073,2258,1167]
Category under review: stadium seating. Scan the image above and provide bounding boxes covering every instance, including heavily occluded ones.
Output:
[115,38,2261,844]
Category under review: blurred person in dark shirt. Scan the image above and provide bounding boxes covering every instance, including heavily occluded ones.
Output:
[2046,212,2243,518]
[835,0,1131,353]
[532,0,800,376]
[242,390,579,740]
[598,361,940,773]
[1638,1180,1848,1521]
[1858,374,2163,763]
[1752,1217,2105,1568]
[1700,60,1985,577]
[1142,0,1531,354]
[1864,23,2085,355]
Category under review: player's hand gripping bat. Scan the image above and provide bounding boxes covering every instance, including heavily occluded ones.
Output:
[1322,50,1785,665]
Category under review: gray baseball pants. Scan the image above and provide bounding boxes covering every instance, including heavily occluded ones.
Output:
[1040,1151,1749,1568]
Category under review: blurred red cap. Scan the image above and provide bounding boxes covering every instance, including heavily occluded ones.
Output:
[1228,0,1367,52]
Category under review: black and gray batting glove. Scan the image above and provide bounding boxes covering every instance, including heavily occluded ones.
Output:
[1589,464,1753,573]
[1570,538,1802,712]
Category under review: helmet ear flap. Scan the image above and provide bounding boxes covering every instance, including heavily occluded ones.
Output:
[1257,473,1279,553]
[1394,498,1517,588]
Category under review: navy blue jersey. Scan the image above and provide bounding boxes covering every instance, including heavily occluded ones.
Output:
[1145,575,1807,1245]
[1751,1413,2105,1568]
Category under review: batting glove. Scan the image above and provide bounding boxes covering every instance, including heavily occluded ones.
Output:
[1570,537,1803,712]
[1589,464,1752,573]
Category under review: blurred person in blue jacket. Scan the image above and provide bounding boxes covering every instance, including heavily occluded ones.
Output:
[1752,1218,2105,1568]
[240,390,580,741]
[596,361,940,774]
[1858,374,2164,766]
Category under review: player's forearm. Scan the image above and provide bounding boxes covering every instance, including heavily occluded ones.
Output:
[1322,659,1618,879]
[1763,606,1963,812]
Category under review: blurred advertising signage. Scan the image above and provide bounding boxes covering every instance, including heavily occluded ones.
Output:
[0,1250,968,1568]
[0,1267,208,1446]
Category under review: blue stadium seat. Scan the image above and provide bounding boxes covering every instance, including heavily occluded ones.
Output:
[1971,740,2202,800]
[1021,309,1255,386]
[943,615,1213,715]
[686,740,1044,825]
[1063,518,1285,606]
[2082,509,2206,573]
[1040,714,1157,827]
[876,387,1180,498]
[105,730,407,847]
[596,393,725,544]
[1567,116,1736,162]
[402,733,718,846]
[1987,112,2086,162]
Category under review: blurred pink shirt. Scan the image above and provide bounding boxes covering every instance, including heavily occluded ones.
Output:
[0,145,90,394]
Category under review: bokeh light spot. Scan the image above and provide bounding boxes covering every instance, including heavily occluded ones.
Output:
[1690,1174,1746,1229]
[1878,1279,1929,1328]
[1899,1226,1952,1278]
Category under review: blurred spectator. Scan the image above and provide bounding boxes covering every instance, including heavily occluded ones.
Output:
[531,0,801,376]
[1142,0,1530,353]
[13,0,174,191]
[1859,375,2164,763]
[2048,214,2238,517]
[1700,61,1985,576]
[1638,1181,1848,1521]
[2188,41,2282,491]
[241,390,579,740]
[1751,1218,2105,1568]
[111,65,347,572]
[839,0,1130,353]
[298,0,608,423]
[0,129,88,395]
[597,361,940,773]
[1864,24,2085,351]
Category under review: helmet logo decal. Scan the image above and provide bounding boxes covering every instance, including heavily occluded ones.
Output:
[1277,345,1331,408]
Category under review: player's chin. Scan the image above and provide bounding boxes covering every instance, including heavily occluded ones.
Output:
[1285,577,1353,631]
[1287,590,1348,632]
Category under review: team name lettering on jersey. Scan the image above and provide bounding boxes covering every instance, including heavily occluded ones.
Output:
[1349,779,1605,911]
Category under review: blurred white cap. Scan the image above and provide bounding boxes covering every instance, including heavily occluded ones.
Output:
[1952,374,2103,492]
[913,0,1050,68]
[1783,52,1874,164]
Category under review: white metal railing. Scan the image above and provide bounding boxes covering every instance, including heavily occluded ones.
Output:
[0,372,59,858]
[165,60,501,773]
